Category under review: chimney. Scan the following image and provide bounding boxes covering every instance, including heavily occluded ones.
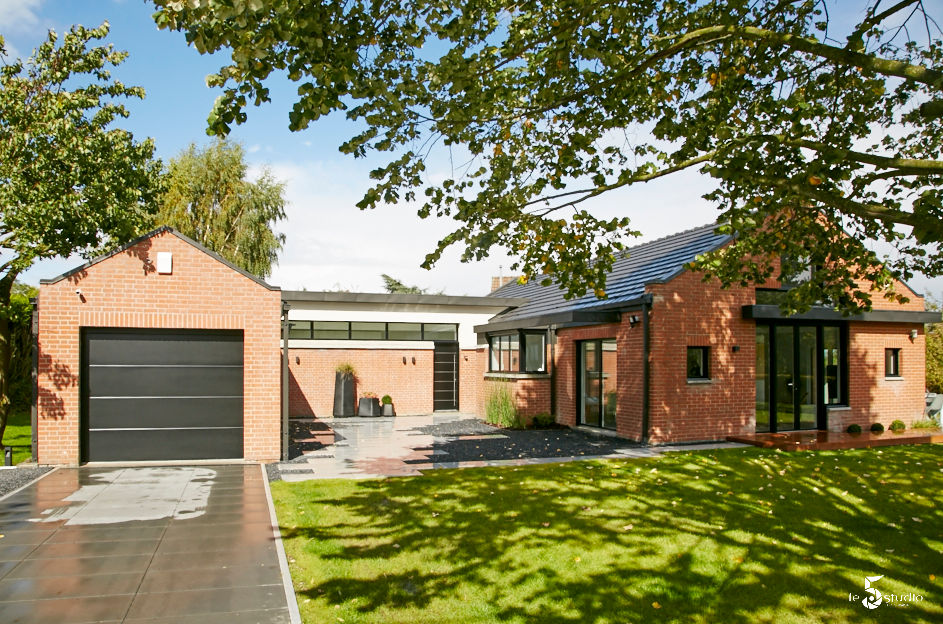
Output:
[490,275,518,292]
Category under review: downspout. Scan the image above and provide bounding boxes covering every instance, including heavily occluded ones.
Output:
[548,325,557,418]
[281,302,290,461]
[30,297,38,463]
[641,294,652,445]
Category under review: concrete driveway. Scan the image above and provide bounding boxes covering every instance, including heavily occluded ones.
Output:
[0,465,299,624]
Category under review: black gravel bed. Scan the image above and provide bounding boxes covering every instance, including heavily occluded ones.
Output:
[0,466,53,499]
[416,423,641,464]
[412,418,501,437]
[265,462,282,483]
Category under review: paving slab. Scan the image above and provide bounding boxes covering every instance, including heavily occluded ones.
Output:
[0,464,299,623]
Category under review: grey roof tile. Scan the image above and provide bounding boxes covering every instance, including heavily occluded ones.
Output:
[489,223,730,322]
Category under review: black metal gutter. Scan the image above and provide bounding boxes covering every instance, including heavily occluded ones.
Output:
[641,294,652,445]
[743,305,940,324]
[474,309,622,334]
[30,297,38,462]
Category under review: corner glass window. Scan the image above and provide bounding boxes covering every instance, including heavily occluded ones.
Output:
[687,346,710,380]
[288,321,313,340]
[523,333,546,372]
[823,326,844,404]
[312,321,349,340]
[885,348,901,378]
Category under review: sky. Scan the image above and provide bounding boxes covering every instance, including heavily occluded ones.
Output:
[2,0,941,299]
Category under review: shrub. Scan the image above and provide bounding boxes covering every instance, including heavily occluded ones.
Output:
[335,362,356,376]
[531,413,555,428]
[846,424,862,434]
[889,419,906,432]
[381,394,393,405]
[912,418,941,429]
[485,384,521,429]
[361,391,378,399]
[870,422,885,433]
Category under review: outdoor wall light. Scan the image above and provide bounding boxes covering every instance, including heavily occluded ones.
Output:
[628,315,640,327]
[295,356,300,365]
[403,356,407,365]
[910,329,919,340]
[411,357,416,365]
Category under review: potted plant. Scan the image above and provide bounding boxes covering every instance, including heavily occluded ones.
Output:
[358,391,381,416]
[381,394,395,416]
[333,363,356,417]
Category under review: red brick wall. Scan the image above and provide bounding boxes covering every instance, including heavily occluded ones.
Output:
[480,376,552,425]
[833,323,926,431]
[646,272,757,443]
[288,347,481,416]
[37,230,282,464]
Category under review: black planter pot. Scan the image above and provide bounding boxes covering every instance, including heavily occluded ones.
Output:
[333,372,356,417]
[358,397,381,417]
[381,403,395,417]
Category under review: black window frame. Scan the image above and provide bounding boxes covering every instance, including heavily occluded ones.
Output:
[885,348,902,378]
[686,346,710,380]
[287,321,458,342]
[488,330,547,373]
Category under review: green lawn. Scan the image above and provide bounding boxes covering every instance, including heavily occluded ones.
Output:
[3,410,32,465]
[271,446,943,623]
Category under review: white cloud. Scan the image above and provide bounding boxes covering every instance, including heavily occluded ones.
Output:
[0,0,43,32]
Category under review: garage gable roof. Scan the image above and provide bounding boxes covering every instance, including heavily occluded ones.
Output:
[39,226,280,291]
[485,222,730,326]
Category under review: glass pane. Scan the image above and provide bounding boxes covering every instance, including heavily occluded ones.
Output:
[523,333,546,372]
[823,326,842,404]
[350,322,386,340]
[775,326,795,430]
[313,321,349,340]
[581,342,600,426]
[755,326,770,433]
[501,336,510,371]
[423,323,457,341]
[509,335,520,371]
[601,339,617,429]
[489,337,500,371]
[687,347,707,379]
[388,323,422,341]
[288,321,312,340]
[885,349,900,377]
[798,326,817,430]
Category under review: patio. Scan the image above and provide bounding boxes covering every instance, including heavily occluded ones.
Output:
[728,429,943,451]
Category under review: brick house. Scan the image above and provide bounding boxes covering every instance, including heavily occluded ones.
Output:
[476,223,939,443]
[35,223,939,464]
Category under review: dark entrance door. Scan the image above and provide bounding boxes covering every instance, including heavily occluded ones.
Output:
[579,339,617,429]
[433,341,459,411]
[82,328,244,461]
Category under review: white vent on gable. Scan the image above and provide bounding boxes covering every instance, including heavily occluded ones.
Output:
[156,252,173,274]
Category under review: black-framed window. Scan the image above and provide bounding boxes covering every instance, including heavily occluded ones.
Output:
[488,331,546,373]
[885,348,901,378]
[288,321,457,341]
[686,346,710,380]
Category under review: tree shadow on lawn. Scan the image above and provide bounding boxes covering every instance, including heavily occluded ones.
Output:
[275,445,943,623]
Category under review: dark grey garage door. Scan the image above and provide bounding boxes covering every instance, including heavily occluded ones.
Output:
[83,329,244,462]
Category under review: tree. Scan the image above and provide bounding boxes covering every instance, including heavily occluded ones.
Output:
[8,283,37,413]
[381,274,426,294]
[153,1,943,312]
[0,23,162,444]
[928,295,943,394]
[156,139,287,278]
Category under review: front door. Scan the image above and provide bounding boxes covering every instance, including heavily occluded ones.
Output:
[433,341,459,411]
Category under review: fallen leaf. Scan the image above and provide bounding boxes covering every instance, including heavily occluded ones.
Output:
[652,602,662,609]
[622,524,634,531]
[542,522,550,527]
[931,574,936,581]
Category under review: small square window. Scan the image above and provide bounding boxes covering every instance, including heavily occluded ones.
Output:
[687,346,710,380]
[885,348,901,378]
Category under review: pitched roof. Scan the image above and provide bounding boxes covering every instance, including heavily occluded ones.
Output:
[40,226,279,291]
[487,222,730,326]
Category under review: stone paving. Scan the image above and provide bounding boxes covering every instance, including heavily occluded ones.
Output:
[270,413,744,481]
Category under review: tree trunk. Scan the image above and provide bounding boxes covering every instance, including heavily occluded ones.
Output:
[0,272,17,447]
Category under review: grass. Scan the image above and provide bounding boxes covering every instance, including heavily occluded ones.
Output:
[2,410,31,465]
[271,445,943,623]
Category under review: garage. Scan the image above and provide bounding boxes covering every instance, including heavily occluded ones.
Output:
[83,328,244,462]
